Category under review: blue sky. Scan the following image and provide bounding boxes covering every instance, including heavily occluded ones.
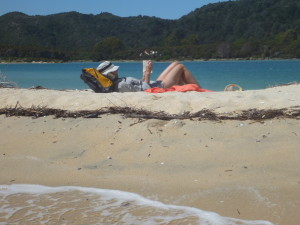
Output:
[0,0,229,19]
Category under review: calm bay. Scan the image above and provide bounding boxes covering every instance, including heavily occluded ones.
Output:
[1,60,300,91]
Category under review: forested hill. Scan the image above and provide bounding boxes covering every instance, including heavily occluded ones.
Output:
[0,0,300,62]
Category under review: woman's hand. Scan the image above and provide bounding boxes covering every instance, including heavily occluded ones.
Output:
[145,60,153,73]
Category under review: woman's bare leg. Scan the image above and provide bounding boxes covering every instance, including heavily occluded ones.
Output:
[157,63,201,88]
[181,65,200,86]
[156,61,180,81]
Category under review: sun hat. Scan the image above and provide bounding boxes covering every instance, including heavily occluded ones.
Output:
[97,61,119,75]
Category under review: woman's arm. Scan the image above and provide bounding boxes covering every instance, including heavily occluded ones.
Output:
[142,61,153,84]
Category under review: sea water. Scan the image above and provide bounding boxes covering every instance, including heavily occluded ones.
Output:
[0,60,300,91]
[0,184,274,225]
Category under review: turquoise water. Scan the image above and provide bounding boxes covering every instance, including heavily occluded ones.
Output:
[1,60,300,91]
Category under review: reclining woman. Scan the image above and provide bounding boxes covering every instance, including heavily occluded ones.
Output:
[97,60,201,92]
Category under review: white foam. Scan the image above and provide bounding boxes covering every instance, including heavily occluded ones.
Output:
[0,184,275,225]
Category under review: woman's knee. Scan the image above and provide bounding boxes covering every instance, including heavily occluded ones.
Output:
[174,63,185,70]
[170,61,180,66]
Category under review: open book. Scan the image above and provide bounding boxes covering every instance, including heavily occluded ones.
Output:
[143,60,153,73]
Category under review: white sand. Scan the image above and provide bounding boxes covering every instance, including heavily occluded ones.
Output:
[0,85,299,225]
[0,84,299,114]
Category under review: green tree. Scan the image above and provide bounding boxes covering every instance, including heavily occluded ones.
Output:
[93,36,125,60]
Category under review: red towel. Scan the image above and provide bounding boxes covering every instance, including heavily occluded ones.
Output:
[145,84,213,93]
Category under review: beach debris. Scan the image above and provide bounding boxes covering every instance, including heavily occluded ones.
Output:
[83,113,101,118]
[237,209,241,215]
[129,118,145,126]
[107,156,112,160]
[29,85,48,90]
[0,104,299,121]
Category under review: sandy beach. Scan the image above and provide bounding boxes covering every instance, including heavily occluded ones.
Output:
[0,85,299,225]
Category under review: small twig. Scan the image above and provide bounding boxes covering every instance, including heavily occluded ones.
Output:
[129,118,145,126]
[105,97,118,107]
[14,101,21,110]
[108,93,128,107]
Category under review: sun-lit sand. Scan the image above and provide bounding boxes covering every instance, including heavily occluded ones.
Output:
[0,85,299,225]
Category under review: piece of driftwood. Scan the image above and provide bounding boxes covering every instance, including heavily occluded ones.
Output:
[0,104,299,121]
[0,72,18,88]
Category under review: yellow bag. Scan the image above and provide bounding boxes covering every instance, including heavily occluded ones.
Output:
[80,68,114,93]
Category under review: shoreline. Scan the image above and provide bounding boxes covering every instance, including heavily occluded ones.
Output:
[1,58,300,64]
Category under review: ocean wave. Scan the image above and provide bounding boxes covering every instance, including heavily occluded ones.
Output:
[0,184,274,225]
